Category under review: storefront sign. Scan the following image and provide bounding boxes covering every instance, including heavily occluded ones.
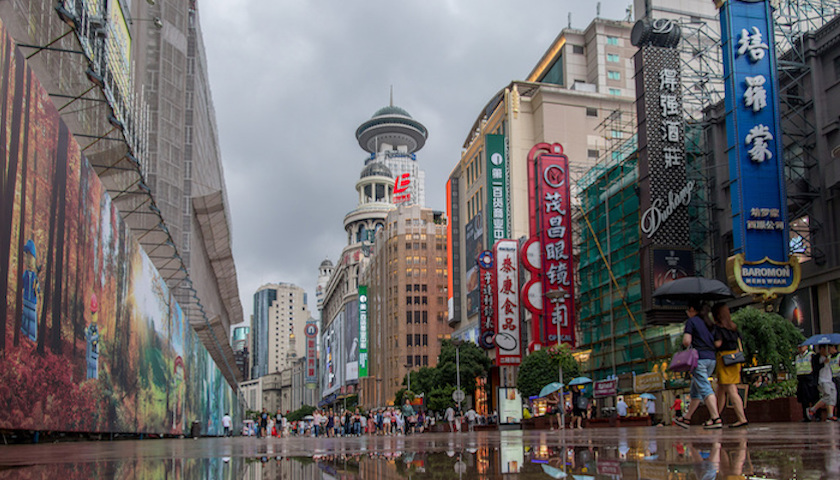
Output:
[634,372,663,393]
[477,250,496,349]
[485,134,510,245]
[529,143,575,346]
[718,0,800,297]
[358,287,368,378]
[593,379,618,398]
[494,240,521,365]
[305,320,318,386]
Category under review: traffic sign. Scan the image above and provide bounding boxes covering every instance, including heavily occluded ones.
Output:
[452,389,465,403]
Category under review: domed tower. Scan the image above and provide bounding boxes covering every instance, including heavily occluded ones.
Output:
[344,162,396,247]
[355,93,428,207]
[316,258,334,314]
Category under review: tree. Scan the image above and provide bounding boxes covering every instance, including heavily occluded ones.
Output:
[435,340,492,399]
[286,405,315,422]
[734,306,805,374]
[516,343,580,399]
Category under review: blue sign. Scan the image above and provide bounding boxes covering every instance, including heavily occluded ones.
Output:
[720,0,799,295]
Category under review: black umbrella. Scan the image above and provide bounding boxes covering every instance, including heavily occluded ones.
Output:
[652,277,735,301]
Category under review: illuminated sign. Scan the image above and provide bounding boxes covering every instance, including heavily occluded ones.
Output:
[477,251,496,349]
[485,134,509,245]
[494,240,521,365]
[393,173,411,204]
[358,287,368,377]
[718,0,800,297]
[529,143,575,346]
[305,320,318,386]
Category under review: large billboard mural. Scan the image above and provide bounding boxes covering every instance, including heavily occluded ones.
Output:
[0,23,235,435]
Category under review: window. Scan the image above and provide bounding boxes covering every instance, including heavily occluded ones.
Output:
[611,129,623,138]
[609,88,621,96]
[607,53,620,62]
[415,355,421,366]
[588,149,599,158]
[422,311,428,324]
[407,356,413,367]
[406,334,413,346]
[406,285,412,292]
[414,311,422,324]
[572,45,584,54]
[423,355,429,366]
[422,284,427,292]
[415,334,421,346]
[608,71,621,80]
[607,36,619,45]
[406,312,412,324]
[422,335,428,346]
[422,296,428,305]
[406,296,412,305]
[406,242,411,250]
[414,296,420,304]
[586,107,598,117]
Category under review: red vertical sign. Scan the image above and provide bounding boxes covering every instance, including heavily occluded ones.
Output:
[494,240,521,365]
[531,143,575,346]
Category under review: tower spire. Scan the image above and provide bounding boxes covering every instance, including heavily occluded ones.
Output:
[390,85,394,107]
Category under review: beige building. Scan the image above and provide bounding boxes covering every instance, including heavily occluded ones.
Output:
[251,283,312,378]
[360,205,451,408]
[449,18,636,346]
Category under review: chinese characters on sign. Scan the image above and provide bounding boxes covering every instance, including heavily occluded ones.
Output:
[393,173,412,204]
[358,287,368,378]
[477,250,496,350]
[530,143,575,346]
[719,0,798,295]
[485,134,510,245]
[494,240,521,365]
[304,321,319,386]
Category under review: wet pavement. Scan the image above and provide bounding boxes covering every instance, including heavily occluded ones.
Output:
[1,423,839,478]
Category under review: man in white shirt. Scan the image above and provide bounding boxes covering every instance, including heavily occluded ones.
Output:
[221,413,232,437]
[445,406,456,432]
[465,408,477,432]
[616,397,628,418]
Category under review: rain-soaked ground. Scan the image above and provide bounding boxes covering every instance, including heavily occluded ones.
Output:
[1,423,839,479]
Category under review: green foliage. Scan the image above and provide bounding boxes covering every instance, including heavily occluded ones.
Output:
[516,344,580,399]
[733,306,805,374]
[426,385,456,413]
[286,404,315,422]
[393,340,491,406]
[747,378,796,400]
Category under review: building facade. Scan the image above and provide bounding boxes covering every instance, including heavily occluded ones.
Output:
[251,283,312,379]
[360,205,451,408]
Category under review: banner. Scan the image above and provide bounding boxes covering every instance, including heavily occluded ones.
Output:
[494,240,521,365]
[477,251,496,349]
[719,0,800,296]
[529,143,575,346]
[358,287,368,377]
[305,320,319,386]
[485,134,509,245]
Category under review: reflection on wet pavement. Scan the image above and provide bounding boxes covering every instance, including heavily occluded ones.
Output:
[1,424,839,478]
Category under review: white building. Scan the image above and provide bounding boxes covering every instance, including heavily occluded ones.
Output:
[252,283,311,378]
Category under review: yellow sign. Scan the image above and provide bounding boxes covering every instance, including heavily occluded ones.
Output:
[726,254,801,300]
[634,372,662,393]
[106,0,132,97]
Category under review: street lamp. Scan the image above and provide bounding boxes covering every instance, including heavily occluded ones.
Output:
[404,363,412,396]
[452,338,463,412]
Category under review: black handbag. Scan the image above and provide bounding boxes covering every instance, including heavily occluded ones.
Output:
[722,338,746,366]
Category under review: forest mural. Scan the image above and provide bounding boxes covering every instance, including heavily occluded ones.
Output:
[0,21,236,434]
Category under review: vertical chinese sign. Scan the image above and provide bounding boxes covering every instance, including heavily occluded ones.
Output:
[719,0,800,296]
[529,143,575,346]
[494,240,521,365]
[631,19,696,315]
[358,286,368,378]
[305,320,319,387]
[477,251,496,349]
[485,134,510,246]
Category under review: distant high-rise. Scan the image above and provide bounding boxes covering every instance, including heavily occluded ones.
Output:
[252,284,311,379]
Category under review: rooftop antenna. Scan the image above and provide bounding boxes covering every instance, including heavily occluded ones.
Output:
[390,85,394,107]
[568,12,571,29]
[597,2,601,17]
[625,4,633,21]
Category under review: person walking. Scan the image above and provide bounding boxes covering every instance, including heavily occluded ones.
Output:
[445,405,456,432]
[712,303,749,428]
[259,408,269,438]
[616,396,628,418]
[221,412,232,437]
[670,396,683,421]
[571,386,587,429]
[807,344,837,421]
[675,301,722,429]
[795,345,817,421]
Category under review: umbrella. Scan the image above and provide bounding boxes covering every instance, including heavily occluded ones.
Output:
[540,464,567,479]
[568,377,593,386]
[651,277,734,301]
[640,393,656,400]
[303,415,314,421]
[539,382,564,398]
[801,333,840,346]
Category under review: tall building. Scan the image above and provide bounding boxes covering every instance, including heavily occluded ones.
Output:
[360,205,451,408]
[252,284,311,379]
[0,0,243,388]
[448,17,635,344]
[232,326,251,380]
[355,97,429,207]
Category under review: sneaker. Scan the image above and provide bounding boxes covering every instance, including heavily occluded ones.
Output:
[829,416,838,422]
[806,408,815,421]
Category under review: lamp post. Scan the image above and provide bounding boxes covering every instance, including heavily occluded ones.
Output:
[452,339,463,412]
[404,363,412,396]
[558,351,565,429]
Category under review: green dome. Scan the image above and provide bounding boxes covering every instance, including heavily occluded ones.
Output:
[372,105,412,118]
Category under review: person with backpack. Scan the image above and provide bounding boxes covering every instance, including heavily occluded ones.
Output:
[571,386,588,429]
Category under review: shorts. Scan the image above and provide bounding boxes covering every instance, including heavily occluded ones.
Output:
[819,381,837,407]
[690,358,716,400]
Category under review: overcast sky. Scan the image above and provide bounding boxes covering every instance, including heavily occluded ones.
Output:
[200,1,632,324]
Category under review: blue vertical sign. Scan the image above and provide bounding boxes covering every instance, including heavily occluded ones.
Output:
[720,0,800,296]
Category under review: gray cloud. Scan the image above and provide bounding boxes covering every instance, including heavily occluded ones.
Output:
[200,0,632,321]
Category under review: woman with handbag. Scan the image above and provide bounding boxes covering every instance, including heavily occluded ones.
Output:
[674,301,722,429]
[713,302,749,428]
